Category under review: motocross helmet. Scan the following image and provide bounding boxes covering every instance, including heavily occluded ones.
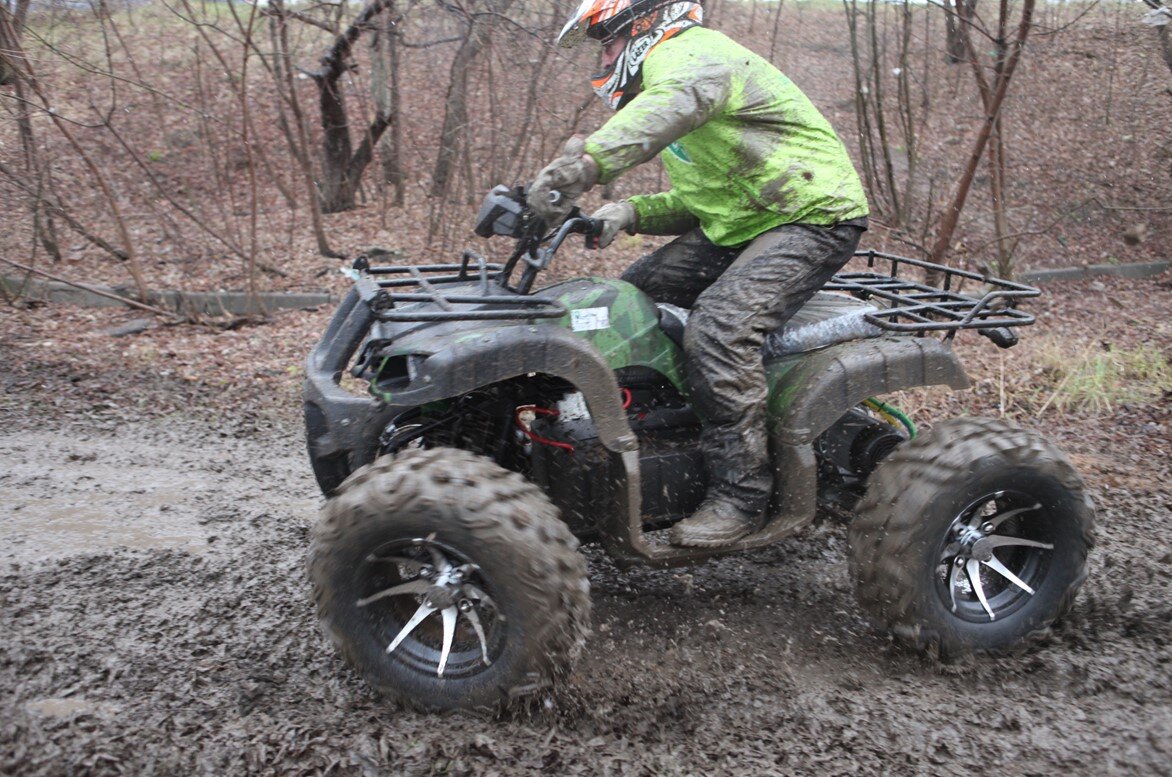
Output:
[558,0,704,111]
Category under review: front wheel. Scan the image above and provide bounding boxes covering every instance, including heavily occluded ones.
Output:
[848,417,1095,657]
[310,448,590,710]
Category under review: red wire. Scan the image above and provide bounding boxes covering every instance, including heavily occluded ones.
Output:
[517,388,635,455]
[515,405,574,454]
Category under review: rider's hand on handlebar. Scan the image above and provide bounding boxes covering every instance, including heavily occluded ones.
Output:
[590,201,637,249]
[526,136,599,225]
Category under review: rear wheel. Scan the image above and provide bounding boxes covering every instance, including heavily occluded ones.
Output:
[310,448,590,710]
[849,417,1094,657]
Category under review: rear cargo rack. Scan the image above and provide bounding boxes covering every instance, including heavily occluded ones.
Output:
[827,251,1039,335]
[350,250,567,322]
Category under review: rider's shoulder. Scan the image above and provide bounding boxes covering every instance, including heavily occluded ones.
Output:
[644,28,738,81]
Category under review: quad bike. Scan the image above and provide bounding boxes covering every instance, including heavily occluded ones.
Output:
[304,186,1094,710]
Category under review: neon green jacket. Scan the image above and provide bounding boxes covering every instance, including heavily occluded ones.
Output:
[583,27,868,247]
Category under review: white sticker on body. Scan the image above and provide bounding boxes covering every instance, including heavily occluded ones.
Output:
[571,307,610,332]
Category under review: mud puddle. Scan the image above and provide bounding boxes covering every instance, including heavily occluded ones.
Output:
[0,427,317,566]
[1,413,1169,774]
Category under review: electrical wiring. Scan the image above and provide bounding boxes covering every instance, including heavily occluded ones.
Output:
[864,397,917,439]
[514,405,574,454]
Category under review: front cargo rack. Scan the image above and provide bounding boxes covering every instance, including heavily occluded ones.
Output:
[827,251,1039,336]
[349,250,567,322]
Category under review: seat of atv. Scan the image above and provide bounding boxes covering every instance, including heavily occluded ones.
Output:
[656,292,886,358]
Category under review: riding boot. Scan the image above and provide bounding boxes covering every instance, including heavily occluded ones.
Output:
[669,427,772,547]
[668,497,760,547]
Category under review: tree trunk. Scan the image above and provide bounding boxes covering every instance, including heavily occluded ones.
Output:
[312,0,397,213]
[1159,24,1172,76]
[373,8,404,205]
[430,0,515,200]
[270,2,342,258]
[928,0,1035,268]
[945,0,976,64]
[430,25,484,199]
[317,74,356,213]
[0,4,61,261]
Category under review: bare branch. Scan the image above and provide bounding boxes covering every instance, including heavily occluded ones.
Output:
[0,256,179,319]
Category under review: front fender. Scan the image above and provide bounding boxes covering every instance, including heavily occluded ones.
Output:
[304,310,637,494]
[398,324,637,452]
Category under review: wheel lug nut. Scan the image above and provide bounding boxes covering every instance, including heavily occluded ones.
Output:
[458,599,473,613]
[955,557,965,567]
[419,564,434,579]
[982,523,994,533]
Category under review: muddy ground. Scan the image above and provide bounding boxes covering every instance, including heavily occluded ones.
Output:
[2,277,1170,774]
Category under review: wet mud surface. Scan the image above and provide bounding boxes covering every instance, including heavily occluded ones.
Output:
[2,406,1168,775]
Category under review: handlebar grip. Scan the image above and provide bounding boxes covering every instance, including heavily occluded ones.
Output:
[583,217,603,250]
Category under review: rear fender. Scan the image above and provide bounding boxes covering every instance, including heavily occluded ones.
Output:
[766,336,971,445]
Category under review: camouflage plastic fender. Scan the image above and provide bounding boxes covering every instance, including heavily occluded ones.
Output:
[304,284,663,494]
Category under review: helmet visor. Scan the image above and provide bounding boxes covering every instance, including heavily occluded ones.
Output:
[557,0,601,47]
[558,0,635,48]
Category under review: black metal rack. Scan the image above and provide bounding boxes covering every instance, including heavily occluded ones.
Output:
[826,251,1039,335]
[347,245,1038,334]
[351,250,567,322]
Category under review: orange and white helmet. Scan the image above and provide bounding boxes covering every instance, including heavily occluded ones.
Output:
[560,1,704,110]
[558,0,682,47]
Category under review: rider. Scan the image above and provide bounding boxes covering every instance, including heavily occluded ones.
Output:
[528,0,869,548]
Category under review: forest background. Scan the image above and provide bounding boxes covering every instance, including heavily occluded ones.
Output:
[1,0,1169,307]
[2,2,1171,773]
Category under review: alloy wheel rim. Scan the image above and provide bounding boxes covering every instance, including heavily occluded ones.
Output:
[355,537,505,678]
[935,490,1055,623]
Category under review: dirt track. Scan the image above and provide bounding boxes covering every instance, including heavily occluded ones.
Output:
[1,396,1169,774]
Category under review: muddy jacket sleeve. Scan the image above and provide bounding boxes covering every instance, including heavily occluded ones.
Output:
[626,189,700,235]
[583,60,733,184]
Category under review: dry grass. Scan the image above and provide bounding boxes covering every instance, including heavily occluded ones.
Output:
[1030,339,1171,416]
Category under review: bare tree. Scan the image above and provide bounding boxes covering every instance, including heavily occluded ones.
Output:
[845,0,932,233]
[429,0,517,201]
[945,0,976,63]
[267,0,343,258]
[928,0,1037,276]
[372,6,405,206]
[1,1,61,260]
[298,0,400,213]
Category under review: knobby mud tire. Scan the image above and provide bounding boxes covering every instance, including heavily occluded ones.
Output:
[309,448,591,711]
[848,417,1095,658]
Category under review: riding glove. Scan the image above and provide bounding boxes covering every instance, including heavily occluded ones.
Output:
[591,201,638,248]
[527,137,599,225]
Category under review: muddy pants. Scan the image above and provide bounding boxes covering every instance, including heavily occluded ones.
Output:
[621,219,867,514]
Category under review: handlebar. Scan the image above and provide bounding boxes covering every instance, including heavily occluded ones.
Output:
[544,190,602,249]
[528,215,602,270]
[477,184,604,294]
